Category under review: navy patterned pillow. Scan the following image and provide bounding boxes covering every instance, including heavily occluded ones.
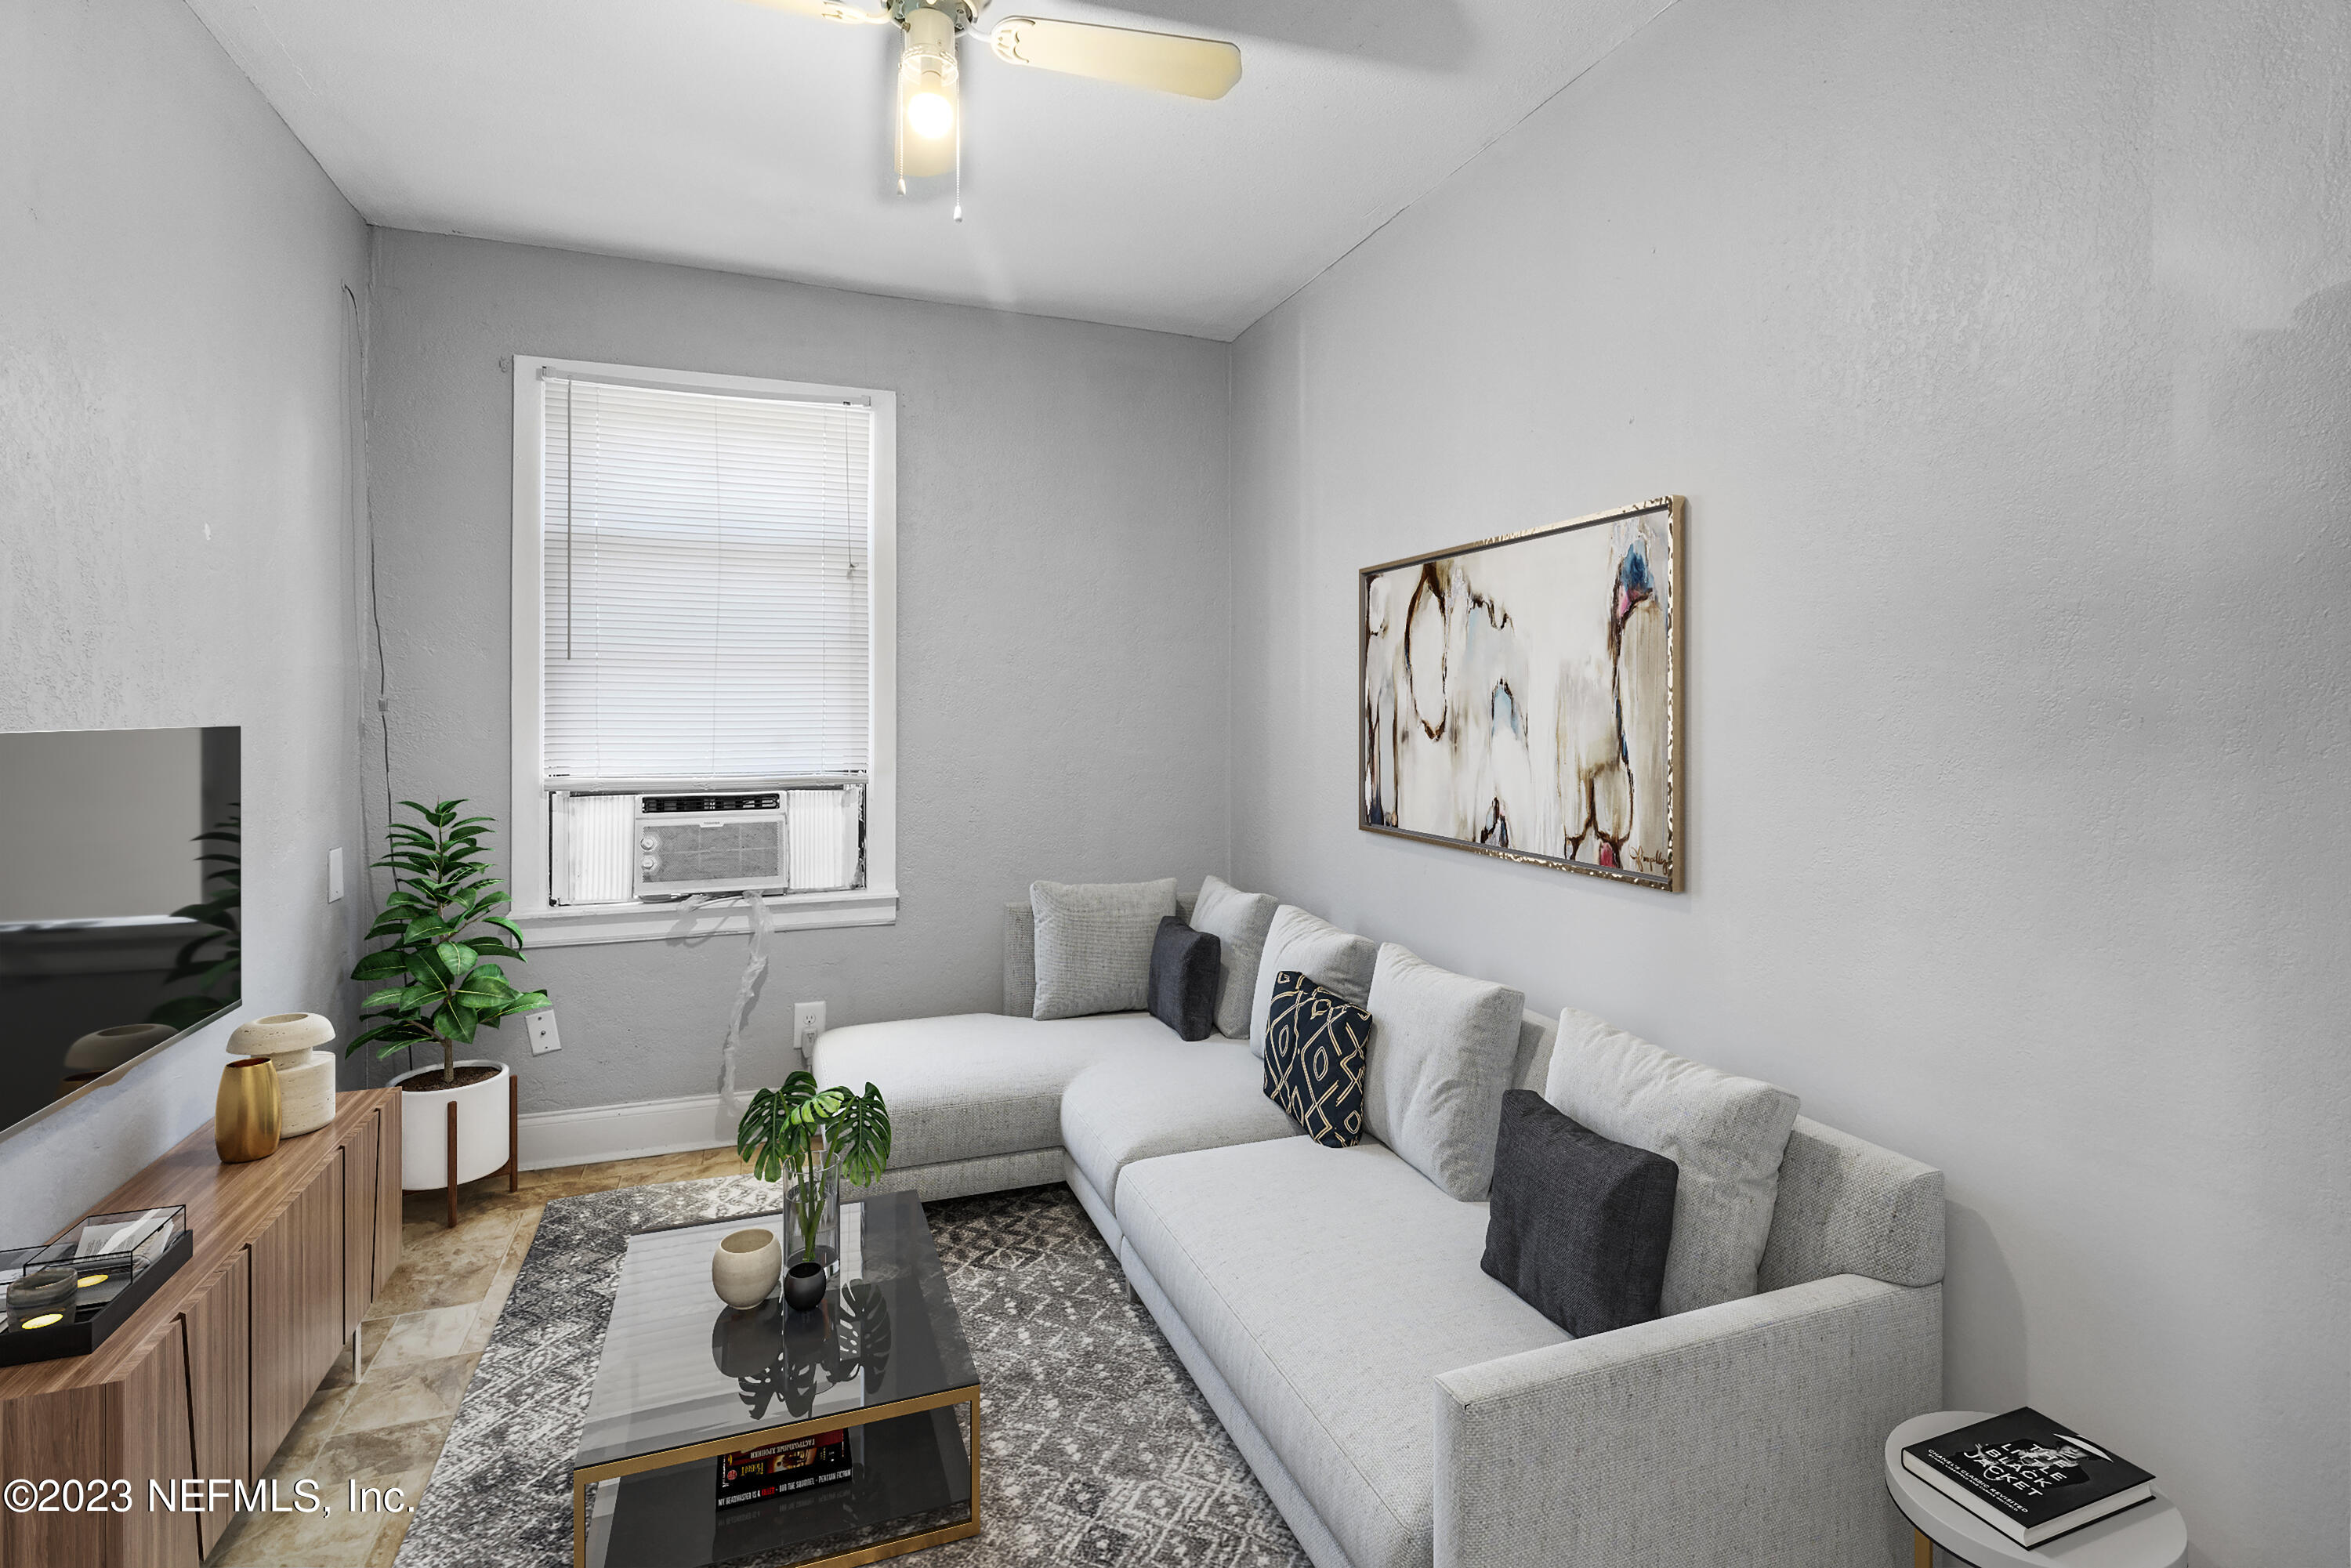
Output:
[1262,969,1373,1148]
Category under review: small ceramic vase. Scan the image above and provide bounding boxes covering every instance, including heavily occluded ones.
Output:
[712,1228,783,1310]
[783,1259,828,1314]
[227,1012,336,1059]
[230,1014,339,1137]
[215,1056,282,1164]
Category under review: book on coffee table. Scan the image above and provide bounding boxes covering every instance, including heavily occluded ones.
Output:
[1901,1407,2156,1547]
[716,1429,851,1508]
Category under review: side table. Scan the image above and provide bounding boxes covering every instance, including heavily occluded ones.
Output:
[1886,1412,2186,1568]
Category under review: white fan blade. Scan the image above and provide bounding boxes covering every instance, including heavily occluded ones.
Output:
[988,17,1241,100]
[737,0,893,25]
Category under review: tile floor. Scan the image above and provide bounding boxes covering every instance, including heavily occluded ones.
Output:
[206,1144,752,1567]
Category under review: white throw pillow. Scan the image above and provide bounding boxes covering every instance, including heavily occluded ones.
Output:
[1545,1008,1799,1316]
[1190,875,1278,1039]
[1030,878,1178,1020]
[1246,905,1377,1057]
[1363,943,1524,1200]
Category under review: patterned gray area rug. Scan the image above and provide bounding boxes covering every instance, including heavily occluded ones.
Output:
[396,1179,1308,1568]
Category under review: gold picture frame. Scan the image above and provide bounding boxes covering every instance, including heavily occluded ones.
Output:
[1359,495,1683,891]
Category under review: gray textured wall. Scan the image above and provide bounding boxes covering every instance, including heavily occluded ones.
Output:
[1229,1,2348,1561]
[360,231,1230,1111]
[0,0,371,1234]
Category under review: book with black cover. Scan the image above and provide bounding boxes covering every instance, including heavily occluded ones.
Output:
[1901,1408,2157,1547]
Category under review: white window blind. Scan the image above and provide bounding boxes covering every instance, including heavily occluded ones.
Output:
[542,375,873,783]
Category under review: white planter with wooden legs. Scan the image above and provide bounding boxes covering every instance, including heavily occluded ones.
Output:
[388,1059,519,1226]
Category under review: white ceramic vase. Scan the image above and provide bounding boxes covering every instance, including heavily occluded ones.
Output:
[229,1013,341,1137]
[712,1226,782,1309]
[389,1059,512,1189]
[271,1050,339,1137]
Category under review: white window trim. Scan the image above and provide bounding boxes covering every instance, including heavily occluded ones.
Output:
[508,355,897,946]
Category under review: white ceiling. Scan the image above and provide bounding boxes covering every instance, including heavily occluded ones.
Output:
[186,0,1668,340]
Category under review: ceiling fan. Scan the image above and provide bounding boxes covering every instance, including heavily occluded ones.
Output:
[741,0,1242,208]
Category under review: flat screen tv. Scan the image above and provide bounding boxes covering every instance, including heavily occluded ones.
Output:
[0,726,241,1142]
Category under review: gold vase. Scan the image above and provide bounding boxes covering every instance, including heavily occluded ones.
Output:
[216,1056,282,1164]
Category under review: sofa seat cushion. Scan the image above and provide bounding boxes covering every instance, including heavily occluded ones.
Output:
[810,1012,1176,1169]
[1061,1038,1299,1211]
[1116,1138,1567,1568]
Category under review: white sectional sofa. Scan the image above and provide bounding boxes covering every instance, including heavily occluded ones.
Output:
[810,892,1943,1568]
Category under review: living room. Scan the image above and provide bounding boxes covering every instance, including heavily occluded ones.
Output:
[2,2,2342,1566]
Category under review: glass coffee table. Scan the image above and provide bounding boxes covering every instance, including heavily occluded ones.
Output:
[572,1190,981,1568]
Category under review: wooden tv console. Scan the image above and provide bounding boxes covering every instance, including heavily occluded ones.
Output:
[0,1088,401,1567]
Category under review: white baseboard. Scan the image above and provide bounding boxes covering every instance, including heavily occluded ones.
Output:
[517,1092,740,1171]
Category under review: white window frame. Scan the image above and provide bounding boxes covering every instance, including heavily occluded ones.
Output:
[508,355,897,947]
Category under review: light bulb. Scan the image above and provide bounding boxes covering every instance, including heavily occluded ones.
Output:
[906,89,955,139]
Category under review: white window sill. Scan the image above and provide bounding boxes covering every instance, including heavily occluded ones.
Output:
[513,888,898,947]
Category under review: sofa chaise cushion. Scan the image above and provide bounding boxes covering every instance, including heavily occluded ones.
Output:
[1116,1137,1567,1568]
[811,1012,1173,1170]
[1545,1006,1801,1316]
[1246,905,1378,1057]
[1061,1037,1299,1213]
[1364,943,1526,1200]
[1190,875,1279,1038]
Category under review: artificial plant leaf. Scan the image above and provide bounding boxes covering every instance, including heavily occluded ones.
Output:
[434,941,480,979]
[353,948,408,980]
[361,987,409,1010]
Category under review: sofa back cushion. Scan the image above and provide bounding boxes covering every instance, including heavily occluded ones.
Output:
[1247,905,1378,1057]
[1031,878,1179,1019]
[1545,1007,1800,1315]
[1190,875,1278,1039]
[1363,943,1525,1201]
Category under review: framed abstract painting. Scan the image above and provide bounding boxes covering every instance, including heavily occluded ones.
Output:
[1359,496,1681,890]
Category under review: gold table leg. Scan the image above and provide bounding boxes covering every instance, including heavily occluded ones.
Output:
[1914,1526,1934,1568]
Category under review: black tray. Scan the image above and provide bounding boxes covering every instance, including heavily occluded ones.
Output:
[0,1227,194,1367]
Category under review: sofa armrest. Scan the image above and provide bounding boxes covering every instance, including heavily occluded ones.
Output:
[1433,1274,1940,1568]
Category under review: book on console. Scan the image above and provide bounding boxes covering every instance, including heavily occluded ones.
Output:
[1900,1407,2156,1548]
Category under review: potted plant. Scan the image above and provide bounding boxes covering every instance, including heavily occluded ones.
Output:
[736,1072,891,1312]
[349,800,549,1193]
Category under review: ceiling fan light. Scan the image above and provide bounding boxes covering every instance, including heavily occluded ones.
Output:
[906,87,955,139]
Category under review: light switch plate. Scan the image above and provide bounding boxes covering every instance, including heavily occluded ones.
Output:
[328,847,345,903]
[526,1010,562,1055]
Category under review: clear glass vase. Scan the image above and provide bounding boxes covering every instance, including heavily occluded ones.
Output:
[782,1151,841,1276]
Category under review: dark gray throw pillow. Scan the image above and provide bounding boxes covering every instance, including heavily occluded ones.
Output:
[1481,1089,1678,1337]
[1147,918,1221,1041]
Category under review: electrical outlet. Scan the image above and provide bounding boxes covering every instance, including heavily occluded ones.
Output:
[526,1010,563,1056]
[328,847,345,903]
[794,1002,826,1055]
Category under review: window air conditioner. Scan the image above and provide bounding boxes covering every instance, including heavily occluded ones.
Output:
[552,785,864,905]
[633,793,790,900]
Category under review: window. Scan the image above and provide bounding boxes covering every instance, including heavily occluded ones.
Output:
[509,358,897,943]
